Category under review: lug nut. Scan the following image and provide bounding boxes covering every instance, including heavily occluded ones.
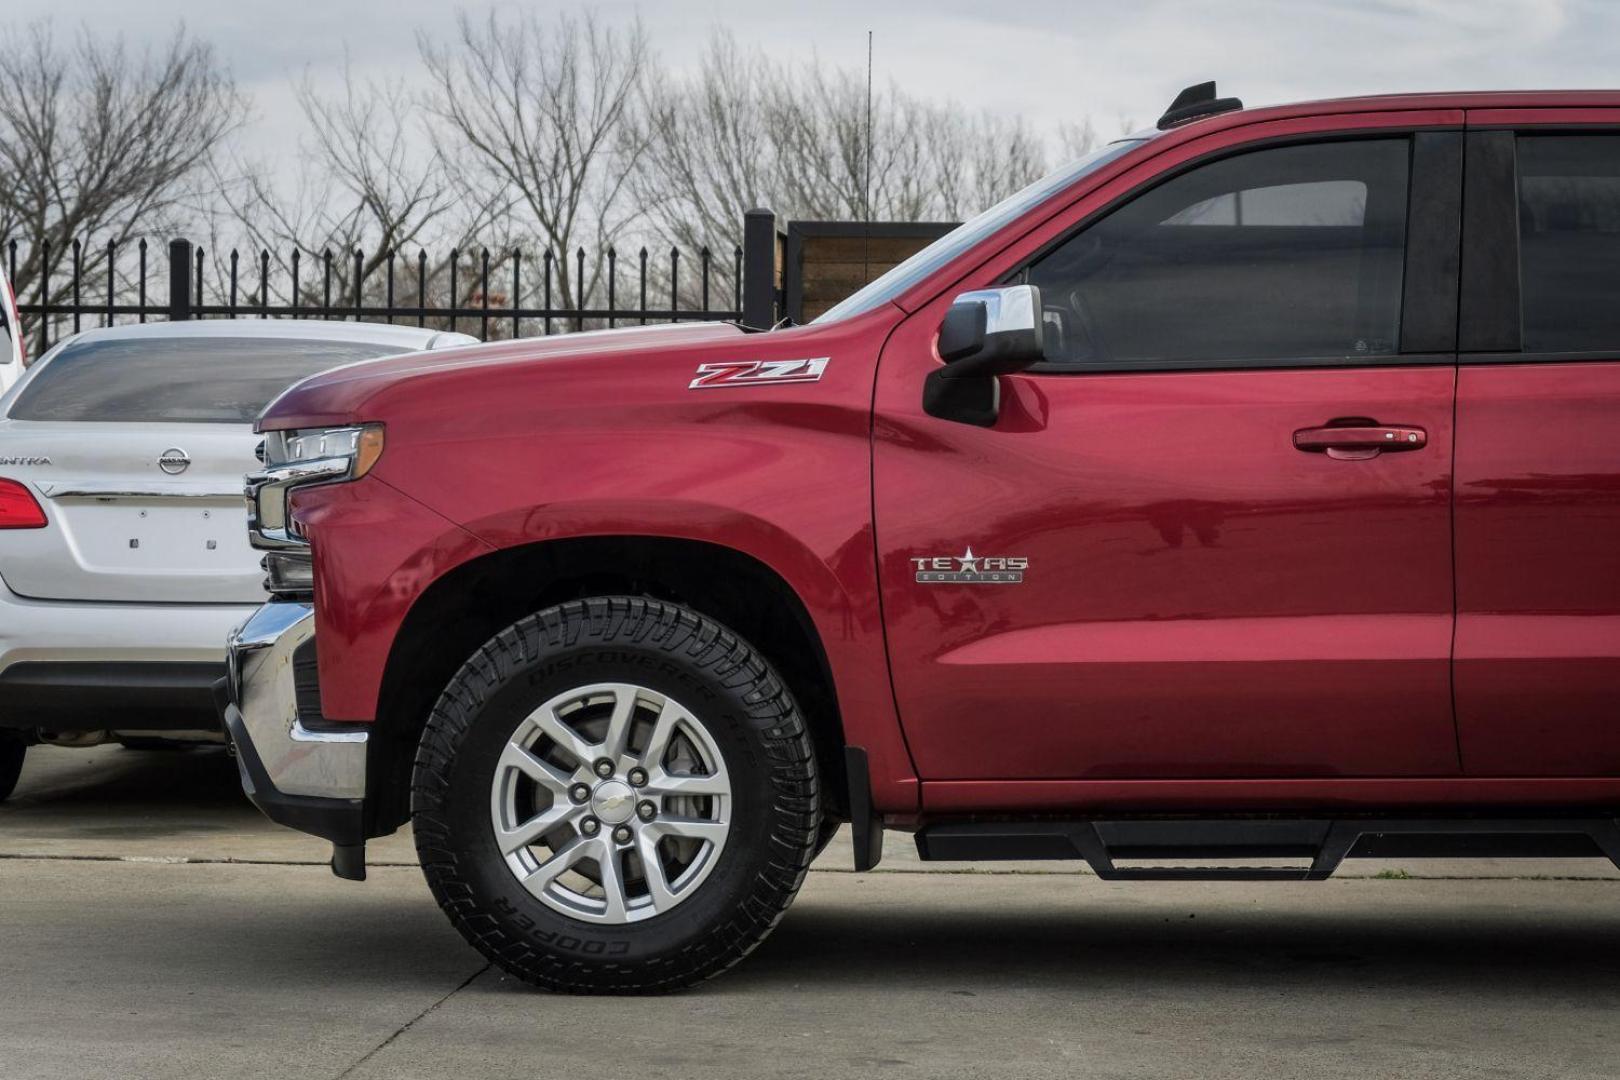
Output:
[613,825,633,844]
[637,801,656,821]
[594,759,615,778]
[627,767,648,787]
[581,817,600,836]
[569,784,591,804]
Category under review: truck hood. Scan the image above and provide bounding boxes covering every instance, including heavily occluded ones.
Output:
[259,321,746,430]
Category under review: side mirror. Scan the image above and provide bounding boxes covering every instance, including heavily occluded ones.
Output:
[924,284,1044,427]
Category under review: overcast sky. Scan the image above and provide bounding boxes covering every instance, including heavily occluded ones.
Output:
[9,0,1617,175]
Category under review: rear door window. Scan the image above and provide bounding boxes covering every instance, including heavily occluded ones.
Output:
[8,337,408,423]
[1024,138,1411,369]
[1517,134,1620,352]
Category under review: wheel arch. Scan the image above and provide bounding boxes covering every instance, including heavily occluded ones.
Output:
[367,535,851,834]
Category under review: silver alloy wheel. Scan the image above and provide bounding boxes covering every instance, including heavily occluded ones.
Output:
[490,682,732,924]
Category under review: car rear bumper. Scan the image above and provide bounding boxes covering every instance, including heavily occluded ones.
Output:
[222,600,369,848]
[0,583,257,732]
[0,661,223,732]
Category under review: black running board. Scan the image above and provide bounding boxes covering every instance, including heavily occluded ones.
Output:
[913,818,1620,881]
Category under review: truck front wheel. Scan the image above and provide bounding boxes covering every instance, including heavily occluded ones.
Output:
[411,596,822,993]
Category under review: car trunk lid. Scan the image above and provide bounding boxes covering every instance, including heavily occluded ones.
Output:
[0,422,263,602]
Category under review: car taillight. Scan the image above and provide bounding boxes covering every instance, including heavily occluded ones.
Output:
[0,478,46,528]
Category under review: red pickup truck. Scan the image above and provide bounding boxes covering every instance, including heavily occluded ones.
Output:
[224,84,1620,993]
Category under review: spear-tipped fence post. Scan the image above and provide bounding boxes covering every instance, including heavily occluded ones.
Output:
[38,238,51,352]
[416,250,427,327]
[575,247,586,333]
[543,251,554,335]
[448,248,459,333]
[321,249,333,319]
[638,248,648,327]
[105,239,116,328]
[669,247,680,322]
[511,250,522,340]
[699,246,711,314]
[480,248,490,340]
[71,239,82,334]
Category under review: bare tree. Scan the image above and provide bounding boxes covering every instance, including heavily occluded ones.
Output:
[632,33,774,261]
[204,57,507,318]
[0,14,1130,343]
[1055,117,1103,161]
[1055,113,1140,162]
[921,108,1053,220]
[0,22,245,340]
[418,11,651,318]
[635,32,1051,256]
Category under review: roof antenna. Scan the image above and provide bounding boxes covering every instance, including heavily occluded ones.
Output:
[1157,80,1243,129]
[863,29,873,288]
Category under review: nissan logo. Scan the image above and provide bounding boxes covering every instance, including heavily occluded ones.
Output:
[157,448,191,475]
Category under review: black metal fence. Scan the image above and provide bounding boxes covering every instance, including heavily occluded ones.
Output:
[5,209,950,353]
[7,237,747,354]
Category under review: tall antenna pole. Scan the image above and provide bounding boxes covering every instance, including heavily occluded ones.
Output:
[863,30,873,286]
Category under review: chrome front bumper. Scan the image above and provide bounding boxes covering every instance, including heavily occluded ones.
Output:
[225,600,367,800]
[222,601,369,868]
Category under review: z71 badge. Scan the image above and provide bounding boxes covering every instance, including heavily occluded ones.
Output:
[913,547,1028,584]
[689,357,829,389]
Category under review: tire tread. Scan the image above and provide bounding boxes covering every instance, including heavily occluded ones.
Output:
[412,596,820,993]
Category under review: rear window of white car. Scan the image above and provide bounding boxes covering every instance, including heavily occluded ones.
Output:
[8,336,409,423]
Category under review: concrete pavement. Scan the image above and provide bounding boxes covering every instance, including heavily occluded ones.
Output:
[3,745,1620,1079]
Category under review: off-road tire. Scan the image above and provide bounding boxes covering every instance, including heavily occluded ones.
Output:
[0,734,26,803]
[412,596,821,993]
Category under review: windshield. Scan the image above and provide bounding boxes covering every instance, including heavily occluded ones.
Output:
[813,139,1145,324]
[9,337,412,423]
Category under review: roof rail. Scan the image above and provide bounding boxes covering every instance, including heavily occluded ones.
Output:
[1157,81,1243,130]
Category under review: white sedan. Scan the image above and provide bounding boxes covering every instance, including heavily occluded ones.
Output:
[0,319,475,797]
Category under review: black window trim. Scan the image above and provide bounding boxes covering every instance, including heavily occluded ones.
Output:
[1401,131,1464,354]
[1458,130,1522,353]
[1461,124,1620,365]
[1002,126,1466,377]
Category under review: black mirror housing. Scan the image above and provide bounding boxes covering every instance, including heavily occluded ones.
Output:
[924,285,1045,426]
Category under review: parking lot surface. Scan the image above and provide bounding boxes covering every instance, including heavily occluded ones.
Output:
[4,746,1620,1079]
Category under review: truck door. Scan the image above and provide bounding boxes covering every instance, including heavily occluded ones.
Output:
[1453,115,1620,774]
[873,127,1464,784]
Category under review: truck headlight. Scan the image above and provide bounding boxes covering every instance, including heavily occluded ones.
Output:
[247,424,385,563]
[263,424,386,478]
